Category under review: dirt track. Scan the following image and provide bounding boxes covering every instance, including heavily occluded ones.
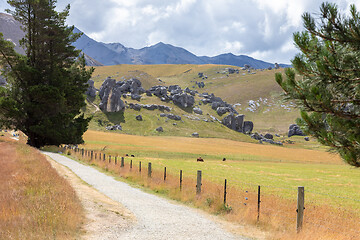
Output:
[44,152,253,240]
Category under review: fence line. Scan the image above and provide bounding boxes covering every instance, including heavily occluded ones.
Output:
[61,145,360,234]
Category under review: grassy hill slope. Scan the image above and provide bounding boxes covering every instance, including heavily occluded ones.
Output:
[87,64,300,139]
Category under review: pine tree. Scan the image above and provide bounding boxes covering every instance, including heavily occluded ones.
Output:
[0,0,93,148]
[275,2,360,167]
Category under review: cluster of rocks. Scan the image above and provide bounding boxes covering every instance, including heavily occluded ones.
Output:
[105,124,122,131]
[192,132,199,137]
[98,77,145,112]
[250,132,283,145]
[148,85,195,108]
[199,93,238,116]
[288,124,305,137]
[197,72,208,79]
[193,107,203,115]
[195,81,205,88]
[221,113,253,133]
[160,113,181,121]
[227,68,239,74]
[128,103,171,112]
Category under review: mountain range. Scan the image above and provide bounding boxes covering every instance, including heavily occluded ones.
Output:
[1,12,290,68]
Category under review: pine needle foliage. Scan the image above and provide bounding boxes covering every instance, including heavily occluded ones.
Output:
[275,2,360,167]
[0,0,93,148]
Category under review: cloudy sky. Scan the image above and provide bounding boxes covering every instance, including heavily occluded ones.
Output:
[0,0,358,64]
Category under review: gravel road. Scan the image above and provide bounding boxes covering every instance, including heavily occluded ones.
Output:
[44,152,249,240]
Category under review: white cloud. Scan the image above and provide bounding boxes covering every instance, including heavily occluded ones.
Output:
[0,0,354,63]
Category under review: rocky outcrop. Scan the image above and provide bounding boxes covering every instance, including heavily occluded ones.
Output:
[149,85,195,108]
[172,93,195,108]
[193,107,203,115]
[128,103,171,112]
[288,124,305,137]
[136,115,143,121]
[251,132,282,145]
[160,113,181,121]
[156,127,163,132]
[216,107,231,116]
[200,93,238,115]
[184,87,197,96]
[99,78,125,112]
[227,68,239,74]
[221,113,245,132]
[99,77,145,112]
[243,121,254,134]
[105,124,122,131]
[264,133,273,140]
[192,132,199,137]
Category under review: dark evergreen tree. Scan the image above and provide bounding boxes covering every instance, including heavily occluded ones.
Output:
[275,2,360,166]
[0,0,93,148]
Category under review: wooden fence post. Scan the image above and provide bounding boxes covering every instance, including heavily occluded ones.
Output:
[109,155,111,163]
[224,179,227,204]
[164,167,167,181]
[297,186,305,233]
[257,185,261,222]
[139,161,141,172]
[130,160,132,170]
[196,170,202,195]
[148,162,152,178]
[95,152,97,160]
[121,157,124,167]
[180,170,183,191]
[103,153,105,161]
[81,148,84,157]
[91,151,93,160]
[115,156,117,165]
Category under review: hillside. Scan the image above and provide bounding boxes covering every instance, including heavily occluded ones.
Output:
[86,64,300,142]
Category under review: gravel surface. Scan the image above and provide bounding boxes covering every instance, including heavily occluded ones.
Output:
[44,152,249,240]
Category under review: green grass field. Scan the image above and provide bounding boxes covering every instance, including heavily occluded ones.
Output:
[81,130,359,212]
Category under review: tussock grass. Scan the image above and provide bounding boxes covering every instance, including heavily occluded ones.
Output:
[0,140,84,239]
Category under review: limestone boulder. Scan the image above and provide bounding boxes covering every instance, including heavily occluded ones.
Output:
[288,124,305,137]
[221,113,244,132]
[243,121,254,134]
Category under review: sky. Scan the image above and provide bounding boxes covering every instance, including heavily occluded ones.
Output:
[0,0,358,64]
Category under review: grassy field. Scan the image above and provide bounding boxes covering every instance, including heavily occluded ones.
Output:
[88,64,300,134]
[74,129,360,239]
[81,130,358,208]
[0,138,84,239]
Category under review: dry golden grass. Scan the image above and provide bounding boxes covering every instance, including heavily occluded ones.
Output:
[0,140,84,239]
[66,145,360,240]
[84,130,342,164]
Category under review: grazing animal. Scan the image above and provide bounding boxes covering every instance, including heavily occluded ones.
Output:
[197,157,204,162]
[125,154,129,156]
[131,154,135,157]
[223,158,226,161]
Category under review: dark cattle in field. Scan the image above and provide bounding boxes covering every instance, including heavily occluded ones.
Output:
[223,158,226,161]
[131,154,135,157]
[125,154,129,156]
[197,157,204,162]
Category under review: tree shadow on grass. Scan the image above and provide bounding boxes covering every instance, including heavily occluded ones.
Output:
[105,111,125,124]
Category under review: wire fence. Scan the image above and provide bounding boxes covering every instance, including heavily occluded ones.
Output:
[61,145,360,238]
